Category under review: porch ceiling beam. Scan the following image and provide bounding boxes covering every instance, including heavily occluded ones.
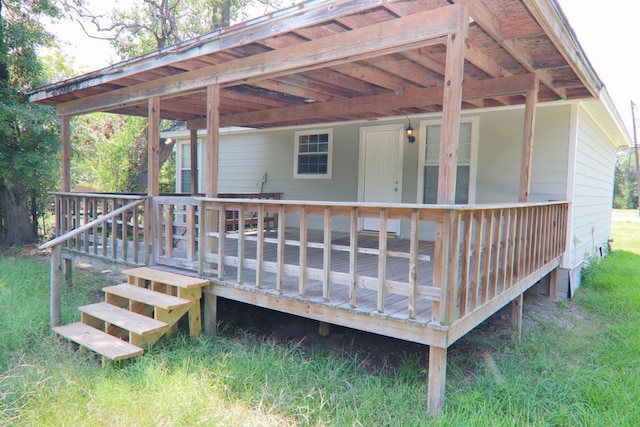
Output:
[29,0,392,103]
[56,4,464,117]
[187,73,537,130]
[454,0,566,100]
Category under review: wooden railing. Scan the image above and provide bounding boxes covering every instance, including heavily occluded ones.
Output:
[42,196,147,327]
[154,196,200,270]
[196,198,568,326]
[437,202,568,328]
[53,192,148,265]
[50,193,568,328]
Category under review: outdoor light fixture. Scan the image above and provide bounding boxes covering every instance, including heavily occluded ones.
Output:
[405,116,415,143]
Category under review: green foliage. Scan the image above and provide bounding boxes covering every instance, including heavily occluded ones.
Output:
[71,114,148,192]
[613,148,638,209]
[0,0,61,244]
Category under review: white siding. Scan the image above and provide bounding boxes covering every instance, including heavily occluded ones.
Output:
[171,104,574,238]
[569,107,617,268]
[475,105,570,203]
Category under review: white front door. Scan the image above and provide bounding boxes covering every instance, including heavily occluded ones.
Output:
[358,124,403,235]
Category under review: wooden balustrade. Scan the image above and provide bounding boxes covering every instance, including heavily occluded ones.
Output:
[53,192,147,265]
[52,193,568,328]
[439,202,568,326]
[196,198,568,326]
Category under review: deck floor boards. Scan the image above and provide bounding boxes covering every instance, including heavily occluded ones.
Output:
[209,229,437,325]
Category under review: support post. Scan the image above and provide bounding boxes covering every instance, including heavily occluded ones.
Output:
[428,8,467,414]
[61,115,71,192]
[148,97,160,197]
[513,76,539,340]
[436,8,467,205]
[318,322,330,337]
[548,266,558,301]
[206,85,220,198]
[63,258,73,287]
[511,294,523,341]
[203,292,218,336]
[518,76,539,202]
[428,346,447,415]
[205,85,220,271]
[190,129,198,195]
[50,245,62,328]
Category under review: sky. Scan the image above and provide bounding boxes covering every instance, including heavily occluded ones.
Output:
[47,0,640,139]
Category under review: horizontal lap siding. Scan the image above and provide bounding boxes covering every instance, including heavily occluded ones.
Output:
[475,105,570,204]
[216,126,361,203]
[570,109,617,268]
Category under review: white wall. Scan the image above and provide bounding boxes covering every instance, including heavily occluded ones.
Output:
[475,105,570,203]
[568,105,618,269]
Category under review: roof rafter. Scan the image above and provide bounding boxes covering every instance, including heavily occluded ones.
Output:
[56,4,465,117]
[188,74,538,128]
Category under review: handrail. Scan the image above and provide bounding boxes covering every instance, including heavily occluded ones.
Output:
[40,198,146,250]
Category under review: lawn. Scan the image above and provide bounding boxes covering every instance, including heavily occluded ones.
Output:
[1,211,639,426]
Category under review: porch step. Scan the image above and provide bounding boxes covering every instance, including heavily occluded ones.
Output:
[79,302,169,336]
[122,267,209,289]
[103,284,192,311]
[54,322,144,361]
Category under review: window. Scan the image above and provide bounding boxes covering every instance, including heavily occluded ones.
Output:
[418,118,477,204]
[294,129,332,179]
[176,140,204,193]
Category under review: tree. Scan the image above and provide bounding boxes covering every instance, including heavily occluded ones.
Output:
[60,0,290,193]
[613,148,638,209]
[0,0,61,245]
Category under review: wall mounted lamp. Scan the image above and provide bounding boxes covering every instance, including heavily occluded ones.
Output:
[405,117,416,143]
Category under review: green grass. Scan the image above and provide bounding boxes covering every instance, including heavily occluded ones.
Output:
[2,210,640,425]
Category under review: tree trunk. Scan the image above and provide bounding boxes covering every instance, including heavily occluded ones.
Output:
[0,183,37,246]
[136,138,174,192]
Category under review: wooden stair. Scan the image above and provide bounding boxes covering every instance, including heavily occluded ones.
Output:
[54,267,210,362]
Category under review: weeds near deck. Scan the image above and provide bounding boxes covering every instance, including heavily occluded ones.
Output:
[2,211,640,425]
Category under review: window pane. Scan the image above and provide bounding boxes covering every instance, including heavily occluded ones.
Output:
[181,143,191,168]
[455,166,469,204]
[181,170,191,193]
[298,153,328,174]
[423,166,438,204]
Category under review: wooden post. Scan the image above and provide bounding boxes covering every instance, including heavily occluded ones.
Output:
[319,322,330,337]
[428,346,447,415]
[512,76,539,340]
[436,9,467,205]
[205,85,220,198]
[190,129,198,195]
[50,245,62,328]
[429,6,467,414]
[61,115,71,192]
[144,97,160,265]
[511,294,523,341]
[63,258,73,287]
[203,292,218,336]
[518,76,539,202]
[148,97,160,197]
[548,266,558,301]
[203,85,220,331]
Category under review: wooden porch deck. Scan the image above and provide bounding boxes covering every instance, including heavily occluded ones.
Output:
[49,192,568,412]
[209,229,437,326]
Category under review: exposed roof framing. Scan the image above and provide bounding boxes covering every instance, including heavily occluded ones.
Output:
[29,0,603,129]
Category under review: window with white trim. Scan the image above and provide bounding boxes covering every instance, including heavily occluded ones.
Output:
[418,118,477,204]
[176,140,204,193]
[294,129,332,179]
